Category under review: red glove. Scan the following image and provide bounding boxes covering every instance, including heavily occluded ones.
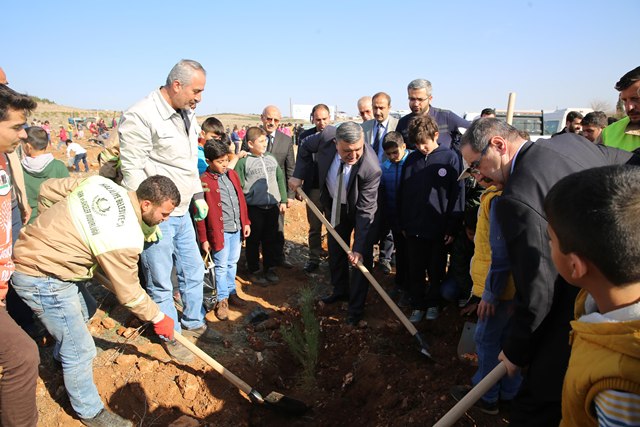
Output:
[153,314,175,340]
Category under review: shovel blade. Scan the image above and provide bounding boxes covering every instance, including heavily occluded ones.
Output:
[264,391,310,415]
[457,321,477,361]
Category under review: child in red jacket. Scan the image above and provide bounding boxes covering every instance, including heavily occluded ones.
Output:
[196,140,251,321]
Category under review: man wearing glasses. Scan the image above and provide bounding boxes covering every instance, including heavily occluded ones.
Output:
[459,118,636,426]
[259,105,296,269]
[396,78,470,150]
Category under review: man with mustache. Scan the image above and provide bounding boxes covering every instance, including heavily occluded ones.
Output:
[119,59,219,363]
[600,66,640,151]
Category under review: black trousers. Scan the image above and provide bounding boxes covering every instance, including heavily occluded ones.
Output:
[246,205,279,273]
[390,226,407,290]
[325,200,376,318]
[405,235,447,310]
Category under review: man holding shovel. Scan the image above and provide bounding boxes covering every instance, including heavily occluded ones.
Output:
[459,118,635,426]
[289,122,381,325]
[11,175,180,427]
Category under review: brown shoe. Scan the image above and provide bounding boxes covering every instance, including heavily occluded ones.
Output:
[228,293,247,307]
[215,299,229,321]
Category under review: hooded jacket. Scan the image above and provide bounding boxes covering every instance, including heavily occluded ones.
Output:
[21,154,69,223]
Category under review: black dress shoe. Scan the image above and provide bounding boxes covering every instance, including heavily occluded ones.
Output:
[321,293,347,304]
[303,261,319,273]
[346,315,362,326]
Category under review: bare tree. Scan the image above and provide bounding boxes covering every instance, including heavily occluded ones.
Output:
[590,99,612,113]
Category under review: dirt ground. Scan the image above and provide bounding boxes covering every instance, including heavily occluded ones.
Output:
[28,106,506,426]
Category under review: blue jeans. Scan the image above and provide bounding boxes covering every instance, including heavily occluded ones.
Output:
[11,272,102,419]
[141,214,205,331]
[213,231,241,301]
[472,299,522,403]
[73,153,88,172]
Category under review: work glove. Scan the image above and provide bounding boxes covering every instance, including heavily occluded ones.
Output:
[153,313,175,340]
[193,194,208,221]
[141,222,163,243]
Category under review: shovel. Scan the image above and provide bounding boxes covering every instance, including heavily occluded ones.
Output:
[433,362,507,427]
[457,321,477,364]
[174,333,309,415]
[296,188,432,360]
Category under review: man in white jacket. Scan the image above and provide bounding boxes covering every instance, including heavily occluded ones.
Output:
[118,59,218,362]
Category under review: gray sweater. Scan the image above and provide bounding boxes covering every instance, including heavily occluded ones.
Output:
[234,153,287,206]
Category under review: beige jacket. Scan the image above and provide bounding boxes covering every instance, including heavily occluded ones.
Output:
[13,176,161,322]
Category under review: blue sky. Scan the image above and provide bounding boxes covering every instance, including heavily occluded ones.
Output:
[2,0,636,118]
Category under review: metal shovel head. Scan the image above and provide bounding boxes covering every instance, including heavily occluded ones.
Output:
[264,391,310,415]
[457,321,477,363]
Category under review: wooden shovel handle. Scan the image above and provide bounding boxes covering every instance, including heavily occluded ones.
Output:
[433,362,507,427]
[173,333,254,397]
[296,188,418,336]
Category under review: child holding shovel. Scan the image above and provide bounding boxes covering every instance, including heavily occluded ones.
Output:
[450,177,522,415]
[196,139,251,321]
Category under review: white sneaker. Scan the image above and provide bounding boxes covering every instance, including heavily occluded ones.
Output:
[409,310,426,323]
[426,306,439,320]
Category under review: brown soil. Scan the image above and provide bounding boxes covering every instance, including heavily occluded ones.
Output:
[30,105,505,426]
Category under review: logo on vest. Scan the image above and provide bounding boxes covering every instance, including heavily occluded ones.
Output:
[92,196,111,216]
[0,170,11,196]
[438,168,447,177]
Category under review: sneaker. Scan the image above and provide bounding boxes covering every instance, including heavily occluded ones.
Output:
[228,293,247,307]
[163,339,194,363]
[450,384,499,415]
[378,259,392,275]
[426,306,439,320]
[264,268,279,283]
[182,325,223,344]
[214,299,229,321]
[249,270,268,285]
[81,408,133,427]
[303,261,319,273]
[409,309,426,323]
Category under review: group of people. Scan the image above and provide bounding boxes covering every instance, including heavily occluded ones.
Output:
[0,59,639,427]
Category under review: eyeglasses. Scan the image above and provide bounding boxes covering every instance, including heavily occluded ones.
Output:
[408,97,429,103]
[468,140,492,174]
[264,117,280,123]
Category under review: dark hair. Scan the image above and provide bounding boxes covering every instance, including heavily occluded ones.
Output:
[204,139,230,161]
[136,175,181,207]
[372,92,391,105]
[25,126,49,150]
[381,131,405,151]
[408,115,439,145]
[615,66,640,91]
[608,116,619,125]
[480,108,496,117]
[461,118,521,153]
[566,111,584,122]
[544,165,640,286]
[201,116,225,135]
[0,84,37,121]
[581,111,608,129]
[311,103,330,119]
[246,126,266,143]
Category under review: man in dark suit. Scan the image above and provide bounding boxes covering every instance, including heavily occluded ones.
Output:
[259,105,296,268]
[361,92,398,274]
[289,122,381,325]
[459,118,635,426]
[297,104,332,274]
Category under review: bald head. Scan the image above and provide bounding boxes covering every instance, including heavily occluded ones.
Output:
[260,105,282,134]
[357,96,373,121]
[0,67,7,85]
